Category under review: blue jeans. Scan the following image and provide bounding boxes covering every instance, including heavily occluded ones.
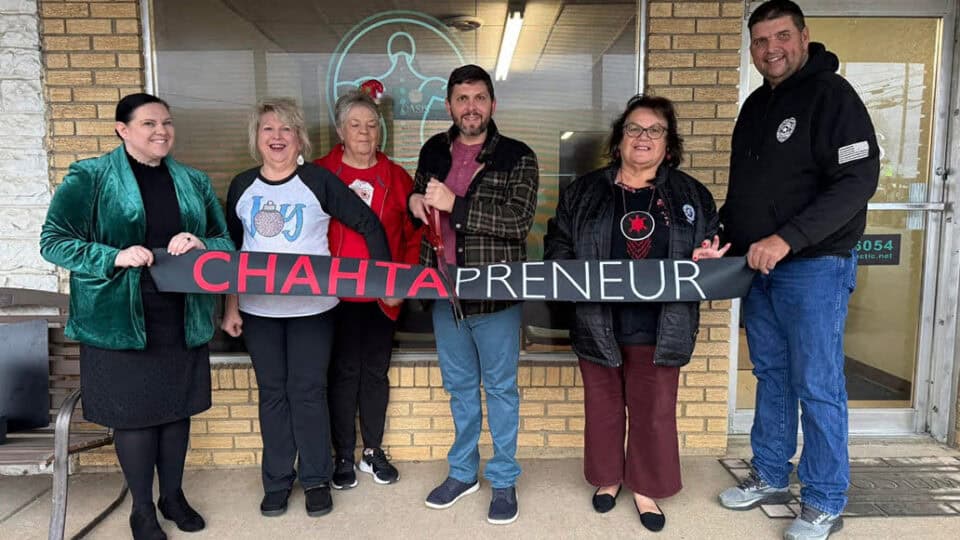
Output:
[432,303,522,489]
[744,253,857,515]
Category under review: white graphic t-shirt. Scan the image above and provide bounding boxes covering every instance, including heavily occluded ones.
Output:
[233,174,339,317]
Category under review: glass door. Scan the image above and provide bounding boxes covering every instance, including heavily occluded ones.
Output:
[731,0,956,436]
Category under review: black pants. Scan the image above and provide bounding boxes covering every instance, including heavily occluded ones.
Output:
[243,311,334,492]
[328,302,395,459]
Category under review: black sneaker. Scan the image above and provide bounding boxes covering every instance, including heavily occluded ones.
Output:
[305,485,333,517]
[259,489,289,517]
[425,476,480,509]
[359,448,400,484]
[488,486,519,525]
[331,458,357,490]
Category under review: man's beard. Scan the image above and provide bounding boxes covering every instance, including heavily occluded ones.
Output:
[455,115,489,137]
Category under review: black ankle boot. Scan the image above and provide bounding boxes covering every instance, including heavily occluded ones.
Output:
[158,489,205,532]
[129,503,167,540]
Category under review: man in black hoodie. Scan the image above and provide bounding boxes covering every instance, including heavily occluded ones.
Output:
[717,2,878,539]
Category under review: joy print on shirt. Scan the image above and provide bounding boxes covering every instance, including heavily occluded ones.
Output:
[248,196,306,241]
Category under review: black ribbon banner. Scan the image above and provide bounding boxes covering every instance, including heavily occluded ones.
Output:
[149,250,754,302]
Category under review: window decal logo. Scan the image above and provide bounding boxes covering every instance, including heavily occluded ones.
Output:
[326,11,467,163]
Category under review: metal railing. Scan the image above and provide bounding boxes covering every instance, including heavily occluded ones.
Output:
[48,391,128,540]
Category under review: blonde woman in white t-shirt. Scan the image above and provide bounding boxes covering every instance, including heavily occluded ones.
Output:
[222,98,391,519]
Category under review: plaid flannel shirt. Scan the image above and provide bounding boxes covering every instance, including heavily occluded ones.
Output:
[412,120,540,316]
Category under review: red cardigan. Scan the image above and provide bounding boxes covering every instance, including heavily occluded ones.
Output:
[315,145,422,320]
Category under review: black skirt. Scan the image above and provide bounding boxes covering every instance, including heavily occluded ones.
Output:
[79,274,211,429]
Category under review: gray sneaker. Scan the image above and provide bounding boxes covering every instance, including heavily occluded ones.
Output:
[718,470,793,510]
[784,504,843,540]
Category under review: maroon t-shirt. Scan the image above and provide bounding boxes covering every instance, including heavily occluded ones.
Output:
[440,139,482,264]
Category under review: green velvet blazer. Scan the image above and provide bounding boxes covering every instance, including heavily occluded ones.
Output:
[40,145,235,350]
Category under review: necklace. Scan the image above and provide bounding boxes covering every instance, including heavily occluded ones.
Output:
[616,172,657,259]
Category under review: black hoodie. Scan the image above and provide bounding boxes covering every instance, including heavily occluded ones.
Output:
[720,42,879,258]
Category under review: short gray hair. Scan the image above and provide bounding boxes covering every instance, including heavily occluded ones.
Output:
[248,97,312,163]
[334,90,381,130]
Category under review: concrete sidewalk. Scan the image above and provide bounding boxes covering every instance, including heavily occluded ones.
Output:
[2,438,958,539]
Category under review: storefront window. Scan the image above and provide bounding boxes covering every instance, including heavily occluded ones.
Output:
[152,0,639,353]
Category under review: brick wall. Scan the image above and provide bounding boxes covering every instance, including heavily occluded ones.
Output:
[80,330,736,469]
[646,1,744,452]
[38,0,143,187]
[48,1,744,470]
[75,348,723,468]
[81,362,591,468]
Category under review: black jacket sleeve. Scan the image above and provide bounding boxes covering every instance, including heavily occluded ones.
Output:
[299,163,392,261]
[777,78,880,252]
[695,180,720,250]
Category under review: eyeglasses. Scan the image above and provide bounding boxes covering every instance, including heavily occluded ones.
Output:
[623,123,667,140]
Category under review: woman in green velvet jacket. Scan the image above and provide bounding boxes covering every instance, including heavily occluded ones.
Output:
[40,139,232,350]
[40,93,233,540]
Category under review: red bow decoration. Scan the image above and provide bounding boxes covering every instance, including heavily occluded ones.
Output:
[360,79,385,103]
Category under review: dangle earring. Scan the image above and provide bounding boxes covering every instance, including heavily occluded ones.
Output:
[297,154,305,166]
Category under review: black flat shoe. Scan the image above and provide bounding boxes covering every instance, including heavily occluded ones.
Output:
[260,489,290,517]
[130,503,167,540]
[634,499,665,532]
[591,485,621,513]
[158,489,205,532]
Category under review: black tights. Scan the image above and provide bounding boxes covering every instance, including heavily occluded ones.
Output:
[113,418,191,508]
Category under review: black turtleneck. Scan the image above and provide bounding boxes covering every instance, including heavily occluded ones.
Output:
[127,152,182,249]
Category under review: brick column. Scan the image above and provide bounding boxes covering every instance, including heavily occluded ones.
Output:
[39,0,143,190]
[647,1,745,454]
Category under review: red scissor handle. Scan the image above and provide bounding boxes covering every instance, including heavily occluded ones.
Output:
[424,207,464,322]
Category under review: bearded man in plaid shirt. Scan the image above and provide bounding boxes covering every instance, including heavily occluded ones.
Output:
[408,64,539,525]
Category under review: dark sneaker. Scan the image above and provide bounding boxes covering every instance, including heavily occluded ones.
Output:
[359,448,400,484]
[305,485,333,517]
[259,489,290,517]
[331,458,357,490]
[784,504,843,540]
[718,470,792,510]
[425,476,480,509]
[158,488,205,531]
[487,486,518,525]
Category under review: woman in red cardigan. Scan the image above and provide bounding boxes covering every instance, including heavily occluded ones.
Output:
[315,88,422,489]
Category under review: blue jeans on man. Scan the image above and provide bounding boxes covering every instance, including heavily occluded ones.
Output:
[743,252,857,515]
[432,302,523,489]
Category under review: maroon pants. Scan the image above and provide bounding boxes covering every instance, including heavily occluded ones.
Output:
[579,345,682,498]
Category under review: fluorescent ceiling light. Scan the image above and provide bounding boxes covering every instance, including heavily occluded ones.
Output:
[495,11,523,81]
[560,131,574,140]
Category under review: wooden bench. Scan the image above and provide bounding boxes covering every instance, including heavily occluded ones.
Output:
[0,288,127,540]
